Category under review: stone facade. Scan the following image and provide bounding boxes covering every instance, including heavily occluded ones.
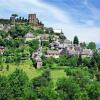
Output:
[32,51,42,68]
[28,14,44,29]
[45,50,60,58]
[24,32,35,41]
[0,24,14,32]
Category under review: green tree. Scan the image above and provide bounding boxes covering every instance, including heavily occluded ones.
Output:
[6,64,9,71]
[87,42,96,50]
[56,78,81,100]
[9,24,29,38]
[27,39,39,53]
[73,36,79,45]
[58,55,68,66]
[80,42,86,48]
[8,69,28,99]
[31,69,54,99]
[68,56,78,67]
[42,41,49,47]
[31,59,37,68]
[87,82,100,100]
[89,51,100,70]
[77,54,82,66]
[0,76,11,100]
[0,31,8,38]
[82,57,90,67]
[11,14,18,18]
[73,68,91,90]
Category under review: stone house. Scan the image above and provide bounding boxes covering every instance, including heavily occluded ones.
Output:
[80,49,93,58]
[53,29,63,35]
[45,50,60,58]
[35,56,42,69]
[24,32,35,41]
[40,34,49,41]
[31,51,42,68]
[63,39,72,47]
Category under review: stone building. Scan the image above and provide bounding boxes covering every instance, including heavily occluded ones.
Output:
[35,56,42,69]
[0,24,13,32]
[28,14,37,25]
[24,32,35,41]
[80,49,93,58]
[45,50,60,58]
[32,51,42,68]
[10,16,15,25]
[28,14,44,29]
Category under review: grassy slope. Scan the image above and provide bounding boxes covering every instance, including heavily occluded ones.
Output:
[0,60,66,81]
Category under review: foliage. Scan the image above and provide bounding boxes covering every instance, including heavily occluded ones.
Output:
[31,59,37,68]
[82,57,90,66]
[8,69,28,99]
[87,82,100,100]
[42,40,49,47]
[8,24,30,38]
[0,31,8,38]
[88,51,100,70]
[26,39,39,53]
[0,76,11,100]
[80,42,87,48]
[56,78,81,100]
[87,42,96,50]
[68,56,78,67]
[35,29,44,34]
[31,68,56,99]
[11,14,18,17]
[0,19,11,24]
[73,36,79,45]
[77,54,82,66]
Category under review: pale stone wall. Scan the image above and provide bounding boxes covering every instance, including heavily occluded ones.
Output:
[0,24,14,32]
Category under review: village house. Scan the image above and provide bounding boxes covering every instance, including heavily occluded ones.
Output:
[0,24,14,32]
[80,49,93,58]
[63,39,72,47]
[49,38,72,50]
[24,32,35,41]
[40,34,49,41]
[45,50,60,58]
[31,50,42,68]
[49,41,60,50]
[60,45,93,58]
[60,45,79,56]
[53,29,63,35]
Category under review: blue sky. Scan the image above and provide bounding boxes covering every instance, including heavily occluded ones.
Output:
[0,0,100,44]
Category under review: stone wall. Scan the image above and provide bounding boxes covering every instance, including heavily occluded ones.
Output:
[0,24,14,32]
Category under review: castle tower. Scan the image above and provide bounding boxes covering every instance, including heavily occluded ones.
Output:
[10,16,15,25]
[28,14,38,25]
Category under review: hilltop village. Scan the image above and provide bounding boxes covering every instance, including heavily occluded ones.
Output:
[0,14,94,68]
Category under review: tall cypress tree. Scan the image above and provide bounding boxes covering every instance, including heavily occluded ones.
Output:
[73,36,79,45]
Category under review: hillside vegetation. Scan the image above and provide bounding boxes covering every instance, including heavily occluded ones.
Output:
[0,24,100,100]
